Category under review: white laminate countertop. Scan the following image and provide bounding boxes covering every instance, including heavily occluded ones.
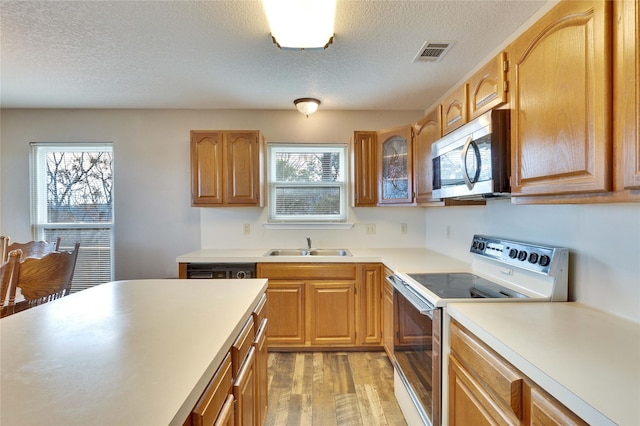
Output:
[0,278,268,426]
[176,248,471,274]
[447,302,640,426]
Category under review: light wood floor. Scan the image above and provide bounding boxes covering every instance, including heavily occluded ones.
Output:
[265,351,407,426]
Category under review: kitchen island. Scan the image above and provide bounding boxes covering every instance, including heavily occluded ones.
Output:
[0,278,267,426]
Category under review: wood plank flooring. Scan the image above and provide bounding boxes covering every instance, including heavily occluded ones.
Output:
[265,352,407,426]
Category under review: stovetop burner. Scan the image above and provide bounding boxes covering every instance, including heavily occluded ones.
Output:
[406,272,528,299]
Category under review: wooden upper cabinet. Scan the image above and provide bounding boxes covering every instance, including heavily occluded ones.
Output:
[191,130,262,207]
[467,52,508,120]
[441,85,468,135]
[353,131,378,206]
[378,125,414,204]
[413,106,442,204]
[507,0,613,197]
[615,0,640,192]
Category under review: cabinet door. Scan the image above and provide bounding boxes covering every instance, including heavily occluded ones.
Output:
[191,353,233,426]
[615,0,640,190]
[528,386,588,426]
[448,355,519,426]
[382,274,394,361]
[265,281,305,346]
[309,281,356,346]
[358,264,382,346]
[225,131,261,205]
[441,85,468,135]
[253,319,268,426]
[468,52,508,120]
[233,347,256,426]
[353,131,378,206]
[378,126,414,204]
[413,107,442,204]
[508,0,612,196]
[191,131,224,206]
[214,395,234,426]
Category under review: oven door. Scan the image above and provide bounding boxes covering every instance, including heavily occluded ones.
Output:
[389,276,441,426]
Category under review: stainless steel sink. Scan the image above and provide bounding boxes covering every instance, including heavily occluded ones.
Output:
[264,248,351,257]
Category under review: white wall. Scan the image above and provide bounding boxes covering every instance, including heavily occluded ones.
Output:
[0,108,423,279]
[425,200,640,323]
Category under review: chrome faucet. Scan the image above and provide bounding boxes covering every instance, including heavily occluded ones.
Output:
[306,236,312,250]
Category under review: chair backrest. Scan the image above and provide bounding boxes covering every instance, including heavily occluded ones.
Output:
[3,237,61,262]
[1,249,21,310]
[5,243,80,315]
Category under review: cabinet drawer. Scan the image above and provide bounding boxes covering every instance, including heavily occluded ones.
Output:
[191,353,233,426]
[252,293,267,336]
[231,317,255,378]
[258,263,357,280]
[450,321,524,419]
[214,394,234,426]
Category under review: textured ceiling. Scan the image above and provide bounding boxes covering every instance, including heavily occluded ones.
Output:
[0,0,549,110]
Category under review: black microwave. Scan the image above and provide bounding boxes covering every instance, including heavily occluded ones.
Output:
[431,109,510,199]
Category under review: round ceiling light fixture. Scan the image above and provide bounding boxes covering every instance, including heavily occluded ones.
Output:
[294,98,321,117]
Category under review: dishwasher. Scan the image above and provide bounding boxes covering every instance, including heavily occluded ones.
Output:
[185,263,257,279]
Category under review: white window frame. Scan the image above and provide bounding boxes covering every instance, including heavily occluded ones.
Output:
[267,143,348,224]
[30,142,115,291]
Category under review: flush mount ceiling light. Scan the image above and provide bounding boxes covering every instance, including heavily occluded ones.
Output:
[294,98,321,117]
[262,0,336,49]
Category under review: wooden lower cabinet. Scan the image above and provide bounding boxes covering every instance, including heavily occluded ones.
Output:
[215,395,235,426]
[253,319,268,426]
[258,263,382,349]
[382,268,394,361]
[233,347,257,426]
[449,320,587,426]
[191,354,234,426]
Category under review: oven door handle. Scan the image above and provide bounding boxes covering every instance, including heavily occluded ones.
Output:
[386,276,436,318]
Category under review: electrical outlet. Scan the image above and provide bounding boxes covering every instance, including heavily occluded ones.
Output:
[366,223,376,235]
[401,223,408,234]
[243,224,250,235]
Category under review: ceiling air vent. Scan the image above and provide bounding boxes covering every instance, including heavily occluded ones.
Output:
[413,41,455,63]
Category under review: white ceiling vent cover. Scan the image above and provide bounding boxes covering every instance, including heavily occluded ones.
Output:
[413,41,456,63]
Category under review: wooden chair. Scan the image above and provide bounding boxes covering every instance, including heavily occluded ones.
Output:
[2,236,61,263]
[1,249,21,312]
[4,243,80,316]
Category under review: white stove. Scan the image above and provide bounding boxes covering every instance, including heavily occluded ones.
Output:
[389,235,569,426]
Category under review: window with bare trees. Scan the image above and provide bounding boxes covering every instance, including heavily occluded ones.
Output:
[30,143,114,292]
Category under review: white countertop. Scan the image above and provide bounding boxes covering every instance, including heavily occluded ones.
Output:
[0,278,268,426]
[176,247,471,274]
[447,302,640,426]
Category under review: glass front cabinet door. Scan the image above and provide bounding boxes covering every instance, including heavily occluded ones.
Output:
[378,126,413,204]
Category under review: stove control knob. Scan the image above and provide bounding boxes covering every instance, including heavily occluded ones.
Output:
[517,250,528,261]
[539,255,551,267]
[528,253,539,264]
[508,248,518,259]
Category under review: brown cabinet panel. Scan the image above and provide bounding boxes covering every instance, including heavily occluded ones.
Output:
[413,106,442,204]
[257,263,356,280]
[468,52,508,120]
[615,0,640,191]
[528,386,588,426]
[382,273,394,361]
[233,347,256,426]
[309,281,357,345]
[231,317,255,378]
[441,85,469,135]
[214,395,234,426]
[508,0,612,196]
[264,281,305,345]
[191,353,233,426]
[353,131,379,206]
[225,131,261,205]
[191,131,224,205]
[358,264,382,346]
[253,319,268,426]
